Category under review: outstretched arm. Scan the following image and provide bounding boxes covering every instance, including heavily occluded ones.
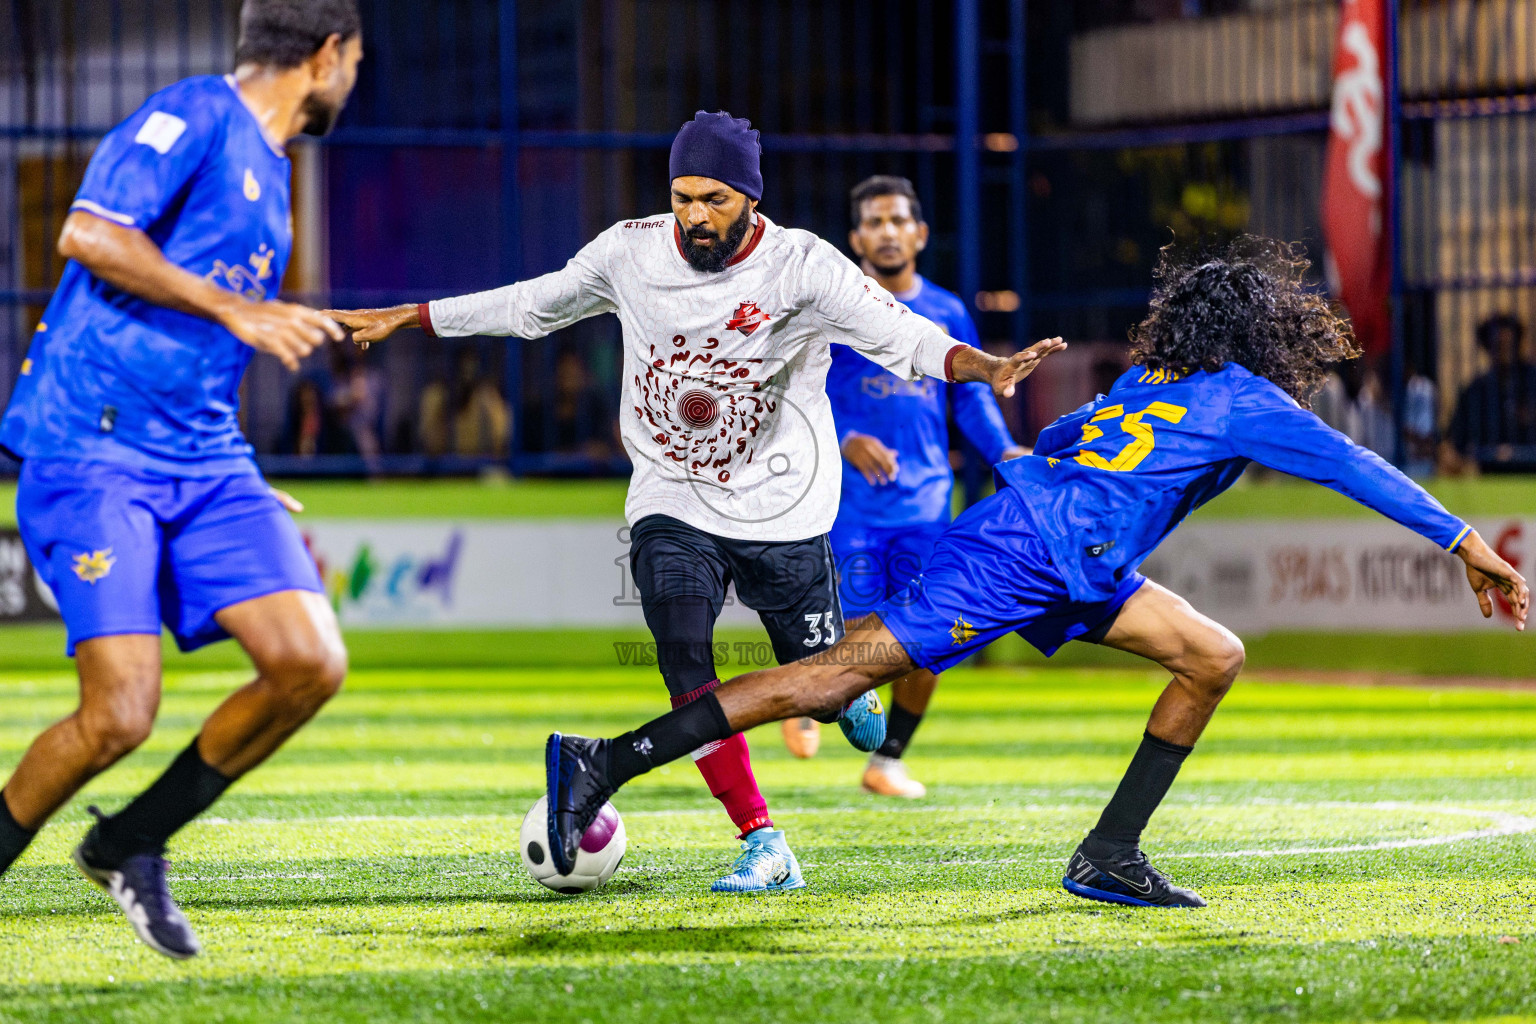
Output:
[326,234,618,347]
[807,239,1065,387]
[1229,379,1528,630]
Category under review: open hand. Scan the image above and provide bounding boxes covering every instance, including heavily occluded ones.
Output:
[220,300,344,372]
[323,304,420,350]
[842,432,900,486]
[991,337,1066,399]
[1457,531,1529,630]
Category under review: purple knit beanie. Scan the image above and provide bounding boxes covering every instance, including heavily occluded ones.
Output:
[669,110,763,200]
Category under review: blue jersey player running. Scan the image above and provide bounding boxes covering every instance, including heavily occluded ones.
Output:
[0,0,363,959]
[783,176,1026,800]
[544,237,1529,905]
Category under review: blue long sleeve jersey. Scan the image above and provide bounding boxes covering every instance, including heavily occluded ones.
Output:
[827,275,1016,526]
[998,362,1471,603]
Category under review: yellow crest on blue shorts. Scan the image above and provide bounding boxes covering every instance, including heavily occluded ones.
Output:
[950,617,977,645]
[72,548,116,584]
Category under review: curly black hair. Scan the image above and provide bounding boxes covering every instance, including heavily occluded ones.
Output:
[1128,236,1359,406]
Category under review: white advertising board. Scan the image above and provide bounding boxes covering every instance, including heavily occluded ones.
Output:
[296,516,1534,634]
[297,520,761,629]
[1139,516,1533,634]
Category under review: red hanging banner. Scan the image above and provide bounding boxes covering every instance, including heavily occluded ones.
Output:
[1321,0,1392,359]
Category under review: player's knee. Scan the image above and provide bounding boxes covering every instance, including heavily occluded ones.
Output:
[261,635,348,711]
[1201,631,1245,696]
[78,704,155,768]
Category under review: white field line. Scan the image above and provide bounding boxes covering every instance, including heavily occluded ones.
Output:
[191,802,1536,864]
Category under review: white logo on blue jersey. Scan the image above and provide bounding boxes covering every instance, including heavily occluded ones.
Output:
[133,111,187,155]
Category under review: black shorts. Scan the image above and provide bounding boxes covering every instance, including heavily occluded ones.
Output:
[629,514,843,695]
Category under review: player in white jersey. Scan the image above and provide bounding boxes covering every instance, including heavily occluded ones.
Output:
[329,110,1057,893]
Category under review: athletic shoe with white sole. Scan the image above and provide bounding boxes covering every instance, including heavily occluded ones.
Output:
[1061,842,1205,908]
[711,827,805,894]
[781,717,821,759]
[837,690,887,753]
[73,810,202,959]
[861,753,926,798]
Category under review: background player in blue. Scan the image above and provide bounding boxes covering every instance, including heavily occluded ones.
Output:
[785,176,1026,799]
[0,0,363,959]
[545,237,1529,904]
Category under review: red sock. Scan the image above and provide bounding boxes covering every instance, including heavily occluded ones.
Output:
[672,680,772,838]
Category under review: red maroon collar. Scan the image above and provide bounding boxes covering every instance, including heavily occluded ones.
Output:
[673,213,767,270]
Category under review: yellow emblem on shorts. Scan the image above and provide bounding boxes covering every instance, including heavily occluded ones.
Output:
[72,548,116,585]
[950,617,977,645]
[244,168,261,201]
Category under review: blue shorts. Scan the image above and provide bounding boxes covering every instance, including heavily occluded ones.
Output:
[17,459,324,656]
[877,486,1146,673]
[828,517,947,619]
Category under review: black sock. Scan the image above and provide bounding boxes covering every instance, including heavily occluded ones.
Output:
[605,692,733,788]
[88,738,233,866]
[1085,730,1194,853]
[876,702,924,759]
[0,789,37,876]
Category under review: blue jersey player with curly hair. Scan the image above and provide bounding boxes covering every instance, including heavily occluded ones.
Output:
[545,237,1529,907]
[0,0,363,959]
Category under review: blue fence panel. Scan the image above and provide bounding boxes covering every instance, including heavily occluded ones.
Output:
[1,0,1030,478]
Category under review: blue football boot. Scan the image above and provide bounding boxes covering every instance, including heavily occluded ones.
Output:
[837,690,887,753]
[711,827,806,894]
[545,733,617,876]
[1062,842,1205,908]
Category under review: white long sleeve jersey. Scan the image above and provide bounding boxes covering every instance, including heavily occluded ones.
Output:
[424,213,962,541]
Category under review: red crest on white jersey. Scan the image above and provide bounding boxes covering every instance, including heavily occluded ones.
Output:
[726,301,770,336]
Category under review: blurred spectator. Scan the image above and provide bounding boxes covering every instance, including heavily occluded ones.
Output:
[1401,373,1438,478]
[419,347,512,458]
[1311,358,1394,461]
[328,344,388,464]
[1440,313,1536,474]
[279,377,354,457]
[522,348,615,459]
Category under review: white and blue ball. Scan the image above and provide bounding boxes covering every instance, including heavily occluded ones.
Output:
[519,795,626,894]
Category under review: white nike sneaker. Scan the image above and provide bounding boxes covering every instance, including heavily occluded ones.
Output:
[861,753,927,798]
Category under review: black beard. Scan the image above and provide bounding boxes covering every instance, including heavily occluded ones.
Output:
[680,205,753,273]
[300,94,341,137]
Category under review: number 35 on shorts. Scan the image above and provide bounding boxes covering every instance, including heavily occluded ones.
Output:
[804,611,837,647]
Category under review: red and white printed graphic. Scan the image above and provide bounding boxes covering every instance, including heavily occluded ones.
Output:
[1321,0,1391,359]
[725,300,771,336]
[635,334,773,485]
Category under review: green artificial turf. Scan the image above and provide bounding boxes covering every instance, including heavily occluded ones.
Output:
[0,478,632,525]
[1,662,1533,1022]
[0,624,1529,679]
[0,473,1526,524]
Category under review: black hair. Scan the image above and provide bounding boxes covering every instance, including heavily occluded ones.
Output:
[1128,236,1358,406]
[235,0,361,69]
[1475,312,1525,352]
[850,175,923,227]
